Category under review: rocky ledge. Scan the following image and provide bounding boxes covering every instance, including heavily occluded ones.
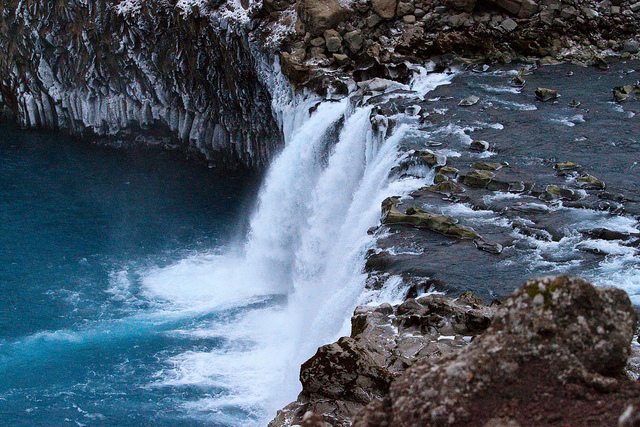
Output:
[271,276,640,426]
[276,0,640,87]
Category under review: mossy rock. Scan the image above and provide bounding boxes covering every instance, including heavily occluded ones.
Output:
[535,87,558,102]
[543,185,581,201]
[472,161,502,171]
[429,180,466,195]
[555,161,580,174]
[434,173,449,184]
[577,174,605,190]
[381,199,478,239]
[462,169,495,188]
[437,165,459,177]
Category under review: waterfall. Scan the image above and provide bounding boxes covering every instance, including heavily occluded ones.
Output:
[142,66,455,425]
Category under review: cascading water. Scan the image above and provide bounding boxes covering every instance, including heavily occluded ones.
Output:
[141,67,455,424]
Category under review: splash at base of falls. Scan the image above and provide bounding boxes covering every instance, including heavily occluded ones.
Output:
[140,67,455,424]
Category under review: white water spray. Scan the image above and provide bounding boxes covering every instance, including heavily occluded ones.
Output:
[142,67,455,425]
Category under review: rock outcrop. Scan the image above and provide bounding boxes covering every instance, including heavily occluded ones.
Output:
[272,277,640,426]
[355,276,639,426]
[270,293,495,426]
[0,0,283,168]
[279,0,640,86]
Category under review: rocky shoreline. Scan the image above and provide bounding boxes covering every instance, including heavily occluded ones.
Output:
[1,0,639,168]
[271,276,640,426]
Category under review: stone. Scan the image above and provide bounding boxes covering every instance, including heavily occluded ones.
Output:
[555,161,580,175]
[472,161,502,171]
[446,0,477,13]
[402,14,416,23]
[310,37,326,47]
[324,29,343,53]
[332,53,350,65]
[474,238,503,254]
[459,95,480,106]
[396,1,415,16]
[344,30,364,52]
[381,198,479,239]
[297,0,349,35]
[500,18,518,32]
[428,180,466,195]
[354,277,637,426]
[535,87,558,102]
[469,140,490,152]
[613,85,640,102]
[372,0,398,19]
[577,174,606,190]
[462,169,495,188]
[623,40,640,54]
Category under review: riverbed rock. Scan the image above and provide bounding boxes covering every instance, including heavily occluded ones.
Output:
[372,0,398,19]
[459,95,480,106]
[298,0,349,35]
[354,276,638,426]
[535,87,558,102]
[381,198,478,239]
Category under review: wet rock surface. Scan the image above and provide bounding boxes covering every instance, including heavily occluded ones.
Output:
[270,291,495,426]
[274,277,640,426]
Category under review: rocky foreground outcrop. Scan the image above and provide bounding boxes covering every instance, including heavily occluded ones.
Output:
[272,277,640,426]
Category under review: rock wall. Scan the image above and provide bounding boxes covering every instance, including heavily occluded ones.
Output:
[0,0,283,167]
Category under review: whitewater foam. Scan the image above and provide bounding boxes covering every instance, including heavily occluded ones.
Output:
[137,68,456,425]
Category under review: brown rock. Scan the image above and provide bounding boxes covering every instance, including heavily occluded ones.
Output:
[354,276,638,426]
[372,0,398,19]
[297,0,349,36]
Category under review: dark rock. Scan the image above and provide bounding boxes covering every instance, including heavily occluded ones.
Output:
[354,277,637,426]
[271,292,495,426]
[535,87,558,102]
[470,140,490,152]
[381,198,478,239]
[297,0,349,35]
[459,95,480,106]
[372,0,398,19]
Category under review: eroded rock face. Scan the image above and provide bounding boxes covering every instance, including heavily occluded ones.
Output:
[269,293,495,426]
[0,0,282,168]
[355,276,639,426]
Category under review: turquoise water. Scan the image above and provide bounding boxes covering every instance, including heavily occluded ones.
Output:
[0,126,259,426]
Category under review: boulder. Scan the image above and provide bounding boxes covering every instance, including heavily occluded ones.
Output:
[446,0,477,13]
[324,29,343,52]
[459,94,480,106]
[270,292,495,426]
[381,198,478,239]
[371,0,397,19]
[535,87,558,102]
[577,173,606,190]
[344,30,364,52]
[354,276,638,426]
[470,140,490,152]
[462,169,495,188]
[297,0,349,36]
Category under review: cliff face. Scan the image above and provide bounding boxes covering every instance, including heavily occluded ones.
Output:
[0,0,282,167]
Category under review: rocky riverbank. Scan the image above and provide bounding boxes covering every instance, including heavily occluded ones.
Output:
[271,276,640,426]
[1,0,639,168]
